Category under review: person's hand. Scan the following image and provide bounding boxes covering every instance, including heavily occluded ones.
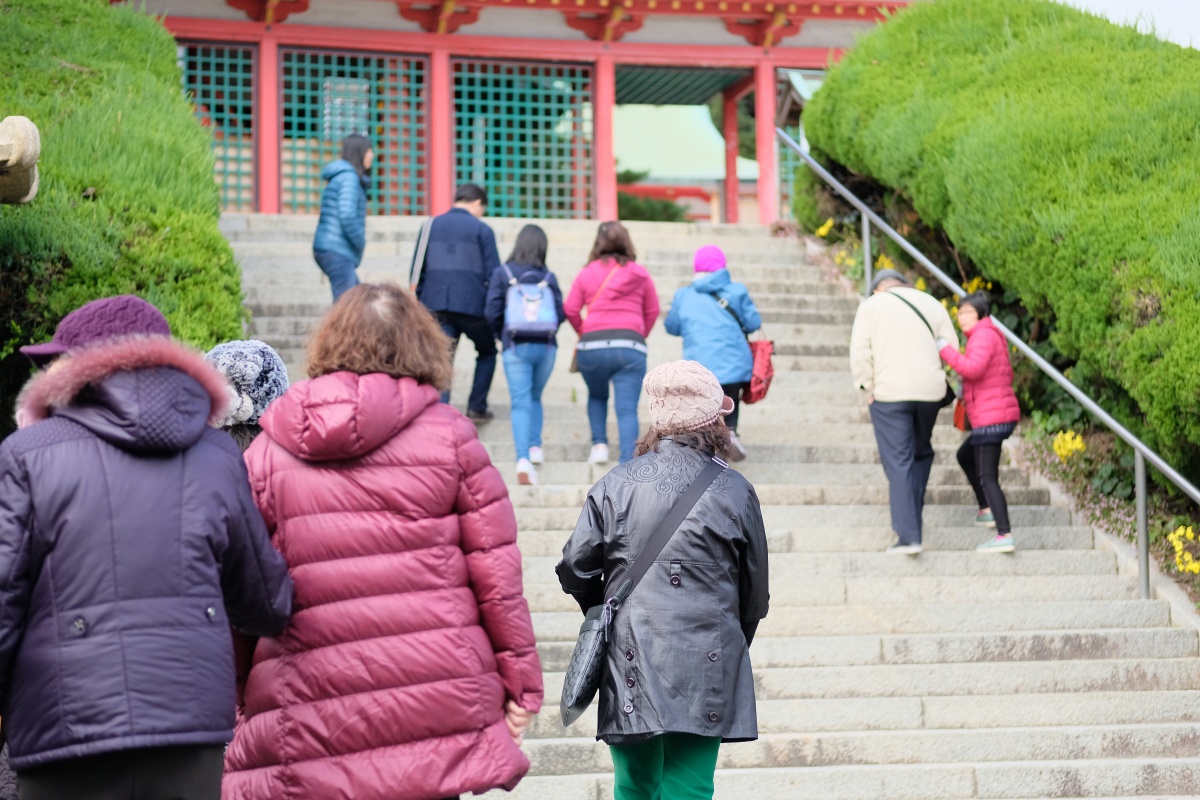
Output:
[866,394,874,405]
[935,337,949,350]
[505,700,533,745]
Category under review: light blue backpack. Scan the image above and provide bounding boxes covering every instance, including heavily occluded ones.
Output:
[502,264,559,337]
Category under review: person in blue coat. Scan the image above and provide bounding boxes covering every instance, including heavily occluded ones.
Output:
[664,245,762,460]
[313,134,373,302]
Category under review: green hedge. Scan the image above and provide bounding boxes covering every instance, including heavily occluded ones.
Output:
[804,0,1200,476]
[0,0,242,433]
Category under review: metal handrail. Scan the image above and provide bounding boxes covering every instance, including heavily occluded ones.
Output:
[777,127,1200,599]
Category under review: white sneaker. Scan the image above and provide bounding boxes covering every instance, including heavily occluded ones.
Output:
[885,541,923,555]
[728,432,747,462]
[587,444,609,464]
[528,446,544,465]
[516,459,538,486]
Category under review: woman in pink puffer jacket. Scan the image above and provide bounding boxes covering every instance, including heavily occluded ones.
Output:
[937,291,1021,554]
[223,283,543,800]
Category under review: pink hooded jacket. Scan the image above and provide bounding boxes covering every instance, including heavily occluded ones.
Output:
[564,259,660,337]
[223,372,542,800]
[939,317,1021,428]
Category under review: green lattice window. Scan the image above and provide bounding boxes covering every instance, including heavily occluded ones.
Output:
[179,43,256,212]
[281,49,427,216]
[454,60,593,219]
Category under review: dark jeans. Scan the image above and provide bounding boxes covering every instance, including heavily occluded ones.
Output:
[18,745,223,800]
[313,249,360,302]
[869,400,941,545]
[437,312,497,413]
[957,438,1011,534]
[576,346,647,463]
[720,382,749,431]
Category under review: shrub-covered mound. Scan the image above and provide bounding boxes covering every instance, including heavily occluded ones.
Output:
[0,0,242,434]
[804,0,1200,476]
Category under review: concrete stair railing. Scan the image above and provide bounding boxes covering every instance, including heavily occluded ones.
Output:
[227,214,1200,800]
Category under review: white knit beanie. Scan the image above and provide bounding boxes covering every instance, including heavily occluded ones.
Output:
[644,360,734,431]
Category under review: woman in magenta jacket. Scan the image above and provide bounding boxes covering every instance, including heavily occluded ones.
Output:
[223,283,543,800]
[564,221,660,465]
[937,291,1022,553]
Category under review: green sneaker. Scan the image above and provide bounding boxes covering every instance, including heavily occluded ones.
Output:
[977,534,1015,553]
[974,510,996,528]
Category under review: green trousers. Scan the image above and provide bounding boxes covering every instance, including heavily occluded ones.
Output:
[610,733,722,800]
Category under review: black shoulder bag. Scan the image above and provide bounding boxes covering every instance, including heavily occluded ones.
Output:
[887,290,958,409]
[560,457,726,727]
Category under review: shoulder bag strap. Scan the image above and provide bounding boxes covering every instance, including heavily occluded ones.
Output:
[408,217,434,291]
[887,289,937,340]
[605,457,726,604]
[706,290,746,333]
[580,264,620,322]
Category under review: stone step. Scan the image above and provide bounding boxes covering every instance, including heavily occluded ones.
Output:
[499,462,1023,487]
[502,483,1047,508]
[513,504,1071,530]
[481,441,980,466]
[531,601,1170,641]
[478,758,1200,799]
[534,629,1199,672]
[517,526,1087,558]
[526,690,1200,740]
[522,723,1200,774]
[524,574,1134,612]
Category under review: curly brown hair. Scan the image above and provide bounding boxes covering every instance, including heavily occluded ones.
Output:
[306,282,453,390]
[587,221,637,265]
[634,422,736,462]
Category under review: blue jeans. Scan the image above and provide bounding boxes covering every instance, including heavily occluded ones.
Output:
[576,346,647,464]
[437,312,497,413]
[503,343,556,461]
[313,249,360,302]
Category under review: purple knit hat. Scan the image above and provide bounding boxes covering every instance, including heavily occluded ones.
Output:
[694,245,726,273]
[20,295,171,365]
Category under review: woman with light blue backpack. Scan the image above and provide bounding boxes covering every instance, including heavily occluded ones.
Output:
[486,224,566,485]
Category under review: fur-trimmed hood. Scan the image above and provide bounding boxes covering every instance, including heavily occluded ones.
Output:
[15,336,232,452]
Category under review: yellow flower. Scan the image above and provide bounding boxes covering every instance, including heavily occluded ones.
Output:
[875,253,897,272]
[1168,526,1200,575]
[914,277,928,291]
[1052,430,1086,462]
[815,218,834,238]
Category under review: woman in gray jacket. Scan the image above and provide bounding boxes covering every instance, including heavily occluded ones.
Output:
[556,360,769,800]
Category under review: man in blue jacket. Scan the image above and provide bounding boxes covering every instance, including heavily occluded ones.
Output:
[412,183,502,421]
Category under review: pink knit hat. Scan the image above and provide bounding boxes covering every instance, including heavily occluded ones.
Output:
[644,360,734,431]
[693,245,726,273]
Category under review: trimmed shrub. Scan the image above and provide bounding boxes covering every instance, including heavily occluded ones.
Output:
[0,0,242,434]
[804,0,1200,477]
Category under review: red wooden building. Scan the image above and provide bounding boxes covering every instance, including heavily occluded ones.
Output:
[135,0,904,223]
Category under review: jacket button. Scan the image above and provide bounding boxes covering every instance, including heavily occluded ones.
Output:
[626,677,636,688]
[72,617,87,635]
[205,606,218,621]
[625,649,634,661]
[707,712,719,722]
[623,704,634,714]
[670,575,681,587]
[708,651,719,662]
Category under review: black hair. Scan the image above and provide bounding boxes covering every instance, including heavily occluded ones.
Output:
[454,183,488,205]
[961,290,991,318]
[507,224,548,268]
[340,134,372,178]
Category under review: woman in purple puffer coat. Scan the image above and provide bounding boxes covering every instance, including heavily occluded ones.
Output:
[937,291,1021,554]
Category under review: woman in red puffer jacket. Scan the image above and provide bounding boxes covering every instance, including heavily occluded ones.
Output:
[223,283,543,800]
[937,291,1022,554]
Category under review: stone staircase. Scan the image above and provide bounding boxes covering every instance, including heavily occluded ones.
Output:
[225,214,1200,799]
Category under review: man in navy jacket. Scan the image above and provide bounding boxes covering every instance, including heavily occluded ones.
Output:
[413,183,502,421]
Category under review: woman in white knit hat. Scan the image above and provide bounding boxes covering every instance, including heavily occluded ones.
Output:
[556,360,769,800]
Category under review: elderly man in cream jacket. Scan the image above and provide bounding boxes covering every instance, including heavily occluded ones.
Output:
[850,269,957,554]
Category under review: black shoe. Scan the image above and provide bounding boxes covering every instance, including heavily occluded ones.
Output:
[466,408,494,423]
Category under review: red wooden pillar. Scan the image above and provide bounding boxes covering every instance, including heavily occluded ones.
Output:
[722,91,739,224]
[594,54,617,221]
[257,35,281,214]
[428,47,453,214]
[754,59,778,225]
